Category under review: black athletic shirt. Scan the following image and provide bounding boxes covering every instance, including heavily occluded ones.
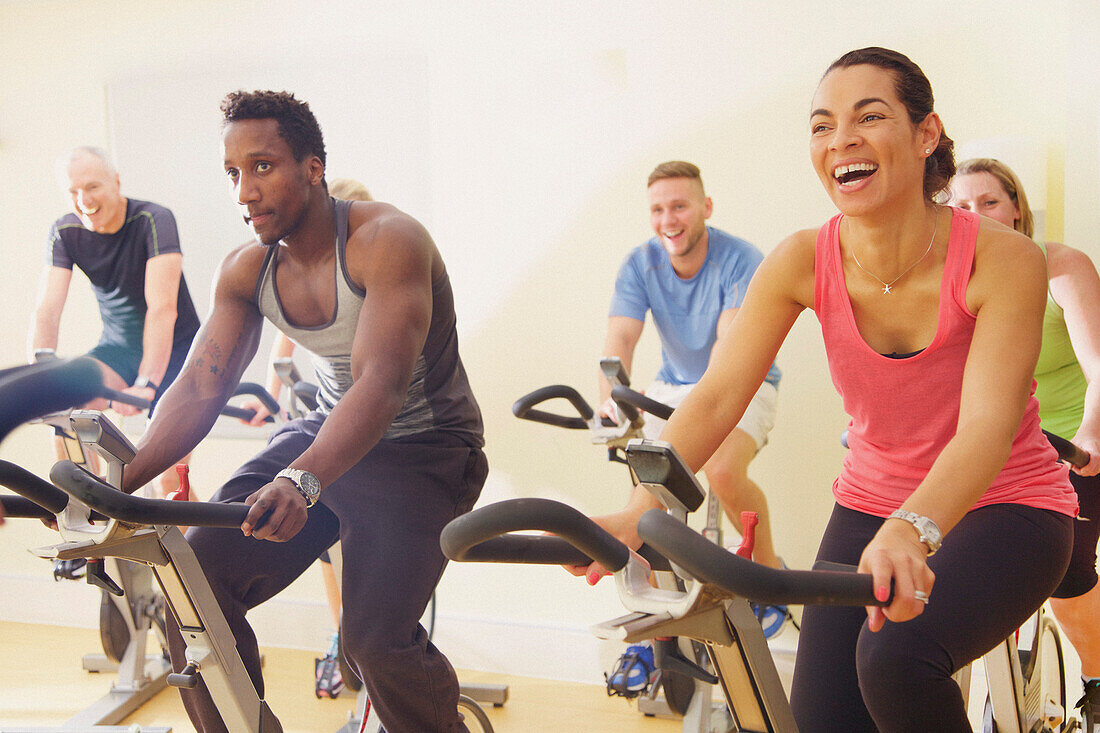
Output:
[48,198,200,352]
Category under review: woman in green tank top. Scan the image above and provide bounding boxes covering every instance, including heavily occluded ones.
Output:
[950,158,1100,726]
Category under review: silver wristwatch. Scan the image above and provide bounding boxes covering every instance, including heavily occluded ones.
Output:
[888,509,942,556]
[275,468,321,507]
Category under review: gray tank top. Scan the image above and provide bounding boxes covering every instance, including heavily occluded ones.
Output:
[254,198,484,445]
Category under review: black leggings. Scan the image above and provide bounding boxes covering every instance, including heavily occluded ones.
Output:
[790,503,1072,733]
[1052,470,1100,598]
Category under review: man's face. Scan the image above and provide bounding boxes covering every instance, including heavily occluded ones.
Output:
[648,177,712,261]
[64,154,125,233]
[223,118,317,245]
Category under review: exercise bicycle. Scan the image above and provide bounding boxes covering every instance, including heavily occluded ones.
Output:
[955,430,1090,733]
[265,361,496,728]
[2,361,280,732]
[0,358,299,731]
[440,438,885,732]
[513,358,778,731]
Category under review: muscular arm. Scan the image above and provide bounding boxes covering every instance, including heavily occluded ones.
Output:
[286,215,436,490]
[28,267,73,358]
[122,246,264,493]
[1047,241,1100,475]
[136,253,183,386]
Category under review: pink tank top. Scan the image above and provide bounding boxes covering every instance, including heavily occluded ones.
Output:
[814,207,1076,518]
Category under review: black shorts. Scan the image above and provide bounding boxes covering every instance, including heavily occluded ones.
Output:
[1052,470,1100,598]
[86,339,191,410]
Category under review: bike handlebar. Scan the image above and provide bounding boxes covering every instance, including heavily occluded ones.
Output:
[0,358,103,440]
[101,381,278,423]
[609,386,674,421]
[1043,429,1091,469]
[440,498,629,571]
[512,385,597,429]
[636,509,888,607]
[49,460,249,528]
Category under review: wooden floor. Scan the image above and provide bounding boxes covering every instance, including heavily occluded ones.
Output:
[0,618,1083,731]
[0,621,682,732]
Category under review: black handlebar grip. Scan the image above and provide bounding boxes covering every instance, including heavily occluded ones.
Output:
[637,509,885,607]
[0,495,60,520]
[0,460,72,514]
[102,386,274,424]
[49,461,249,528]
[1043,429,1091,469]
[610,386,673,421]
[441,498,630,572]
[101,387,153,411]
[512,385,594,430]
[231,382,282,417]
[0,358,103,442]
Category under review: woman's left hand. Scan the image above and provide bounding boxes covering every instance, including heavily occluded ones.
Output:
[858,519,936,631]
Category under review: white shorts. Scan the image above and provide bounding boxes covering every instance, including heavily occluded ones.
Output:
[640,379,778,451]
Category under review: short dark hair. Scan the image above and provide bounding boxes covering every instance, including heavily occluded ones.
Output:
[220,90,327,167]
[825,47,955,201]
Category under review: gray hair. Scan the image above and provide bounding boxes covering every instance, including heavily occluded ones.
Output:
[55,146,117,184]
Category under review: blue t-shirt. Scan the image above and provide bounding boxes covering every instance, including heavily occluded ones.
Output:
[609,227,781,387]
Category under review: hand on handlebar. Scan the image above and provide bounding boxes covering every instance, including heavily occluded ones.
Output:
[236,397,283,427]
[563,508,645,584]
[112,385,156,417]
[858,520,935,632]
[597,397,623,426]
[1071,434,1100,477]
[242,478,307,541]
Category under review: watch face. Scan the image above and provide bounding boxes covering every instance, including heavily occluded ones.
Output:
[301,472,321,497]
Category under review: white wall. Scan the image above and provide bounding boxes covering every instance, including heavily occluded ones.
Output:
[1,0,1098,683]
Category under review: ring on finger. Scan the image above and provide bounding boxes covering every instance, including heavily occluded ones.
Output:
[913,589,930,603]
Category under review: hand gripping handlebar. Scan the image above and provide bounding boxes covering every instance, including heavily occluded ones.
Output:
[1043,429,1091,469]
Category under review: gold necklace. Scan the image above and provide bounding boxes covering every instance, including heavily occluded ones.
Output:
[849,211,939,295]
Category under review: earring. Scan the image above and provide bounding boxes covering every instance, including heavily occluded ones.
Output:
[925,148,932,155]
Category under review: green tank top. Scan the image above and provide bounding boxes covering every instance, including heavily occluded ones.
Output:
[1034,241,1087,439]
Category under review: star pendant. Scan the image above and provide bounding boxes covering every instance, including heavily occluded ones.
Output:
[882,284,893,295]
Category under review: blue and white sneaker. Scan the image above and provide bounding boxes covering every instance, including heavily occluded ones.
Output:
[751,558,794,640]
[750,602,792,639]
[605,642,656,698]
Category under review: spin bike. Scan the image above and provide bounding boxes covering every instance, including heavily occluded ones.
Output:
[267,360,498,729]
[0,358,288,732]
[513,358,761,731]
[440,438,885,733]
[4,360,280,732]
[956,430,1090,733]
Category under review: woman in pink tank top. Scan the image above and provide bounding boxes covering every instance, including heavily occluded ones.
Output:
[586,47,1076,732]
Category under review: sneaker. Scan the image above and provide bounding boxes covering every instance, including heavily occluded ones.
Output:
[751,558,794,640]
[750,602,792,639]
[605,642,656,699]
[314,633,346,699]
[52,558,87,581]
[1077,679,1100,733]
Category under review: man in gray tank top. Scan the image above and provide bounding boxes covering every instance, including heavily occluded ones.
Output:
[122,90,486,733]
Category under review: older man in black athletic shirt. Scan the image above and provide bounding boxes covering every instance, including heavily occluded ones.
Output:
[29,146,200,493]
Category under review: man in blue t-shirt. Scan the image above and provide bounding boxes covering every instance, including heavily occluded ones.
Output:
[598,161,787,643]
[29,146,200,495]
